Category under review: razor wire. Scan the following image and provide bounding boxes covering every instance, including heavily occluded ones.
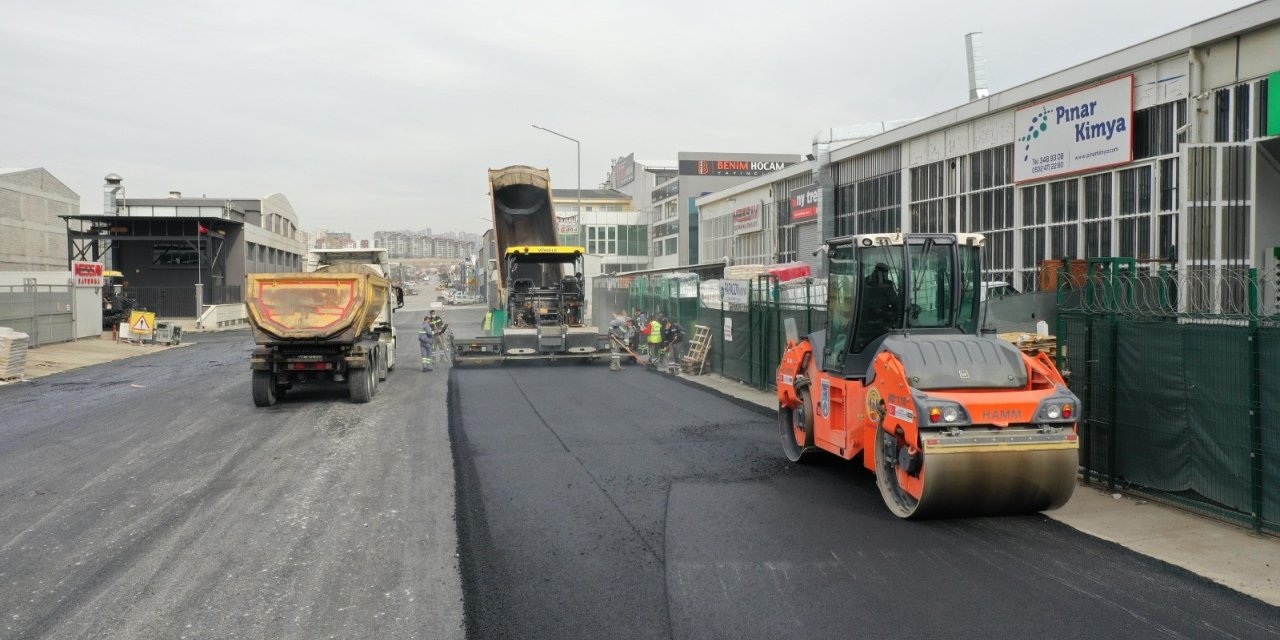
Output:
[1054,265,1280,324]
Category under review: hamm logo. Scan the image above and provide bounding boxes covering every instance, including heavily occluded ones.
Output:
[981,409,1023,422]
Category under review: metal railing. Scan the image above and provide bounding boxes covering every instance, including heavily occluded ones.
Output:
[0,285,74,347]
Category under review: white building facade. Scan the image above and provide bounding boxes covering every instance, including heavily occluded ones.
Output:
[698,2,1280,313]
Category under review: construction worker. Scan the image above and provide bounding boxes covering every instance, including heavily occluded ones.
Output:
[608,311,629,371]
[646,315,663,362]
[418,315,434,371]
[662,318,687,373]
[428,309,450,357]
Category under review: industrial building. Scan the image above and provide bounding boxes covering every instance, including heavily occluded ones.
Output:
[652,152,801,269]
[0,168,80,271]
[697,1,1280,312]
[61,175,306,316]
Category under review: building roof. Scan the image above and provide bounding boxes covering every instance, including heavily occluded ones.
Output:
[0,168,33,175]
[829,0,1280,165]
[699,1,1280,209]
[121,198,254,207]
[550,188,628,200]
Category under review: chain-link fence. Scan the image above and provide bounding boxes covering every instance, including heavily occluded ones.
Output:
[1056,260,1278,534]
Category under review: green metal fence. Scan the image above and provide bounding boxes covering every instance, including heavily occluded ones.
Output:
[1057,261,1278,534]
[592,275,825,389]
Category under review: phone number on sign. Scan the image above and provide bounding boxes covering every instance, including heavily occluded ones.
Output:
[1031,152,1064,166]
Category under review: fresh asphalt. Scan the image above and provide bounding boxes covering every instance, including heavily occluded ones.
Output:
[0,296,463,640]
[451,352,1280,638]
[3,298,1277,639]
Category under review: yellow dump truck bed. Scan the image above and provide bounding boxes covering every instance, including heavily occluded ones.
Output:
[245,266,390,344]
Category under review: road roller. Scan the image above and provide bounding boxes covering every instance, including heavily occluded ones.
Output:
[776,232,1079,518]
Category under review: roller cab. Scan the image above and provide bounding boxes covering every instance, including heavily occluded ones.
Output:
[776,233,1079,518]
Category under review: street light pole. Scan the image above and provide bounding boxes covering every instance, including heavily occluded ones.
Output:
[531,124,581,239]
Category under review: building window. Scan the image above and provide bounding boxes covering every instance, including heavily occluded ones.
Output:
[1082,174,1112,258]
[909,161,948,233]
[152,243,198,267]
[1117,166,1153,259]
[962,145,1014,284]
[1133,100,1187,160]
[1019,184,1048,291]
[587,225,617,255]
[834,146,901,237]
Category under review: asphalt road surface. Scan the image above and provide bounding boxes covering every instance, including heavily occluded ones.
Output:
[451,362,1280,639]
[0,296,469,640]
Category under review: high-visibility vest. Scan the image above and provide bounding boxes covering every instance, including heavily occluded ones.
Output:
[647,320,662,343]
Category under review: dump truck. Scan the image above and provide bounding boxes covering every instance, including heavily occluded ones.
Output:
[776,232,1080,518]
[453,166,608,363]
[245,249,403,406]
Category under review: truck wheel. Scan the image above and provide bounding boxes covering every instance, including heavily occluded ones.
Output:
[252,370,277,407]
[349,365,373,403]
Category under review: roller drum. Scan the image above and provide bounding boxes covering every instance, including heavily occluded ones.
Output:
[877,429,1078,519]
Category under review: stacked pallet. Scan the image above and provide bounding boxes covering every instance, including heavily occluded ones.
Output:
[998,331,1057,356]
[0,327,30,381]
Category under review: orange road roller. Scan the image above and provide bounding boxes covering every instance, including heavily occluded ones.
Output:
[776,232,1080,518]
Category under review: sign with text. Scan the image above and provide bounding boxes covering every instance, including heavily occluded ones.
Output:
[679,159,793,177]
[732,204,763,235]
[72,261,104,286]
[611,153,635,188]
[720,279,750,306]
[557,215,580,235]
[1014,75,1133,183]
[789,183,819,222]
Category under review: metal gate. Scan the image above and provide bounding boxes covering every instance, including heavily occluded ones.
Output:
[0,282,74,347]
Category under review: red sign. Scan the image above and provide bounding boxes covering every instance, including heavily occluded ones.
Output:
[789,183,820,222]
[72,261,104,287]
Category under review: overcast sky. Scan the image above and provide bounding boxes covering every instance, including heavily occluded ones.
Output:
[1,0,1256,236]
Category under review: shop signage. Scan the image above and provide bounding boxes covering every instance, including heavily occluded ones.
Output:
[721,279,750,306]
[651,180,679,203]
[1014,75,1133,183]
[789,183,820,222]
[557,215,580,235]
[72,261,104,286]
[732,204,763,234]
[611,153,635,188]
[679,159,793,177]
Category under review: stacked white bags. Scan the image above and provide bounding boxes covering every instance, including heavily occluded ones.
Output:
[0,327,29,380]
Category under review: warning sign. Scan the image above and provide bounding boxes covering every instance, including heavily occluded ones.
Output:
[129,311,156,336]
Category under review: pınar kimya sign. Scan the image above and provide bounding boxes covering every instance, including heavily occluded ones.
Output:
[1014,75,1134,183]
